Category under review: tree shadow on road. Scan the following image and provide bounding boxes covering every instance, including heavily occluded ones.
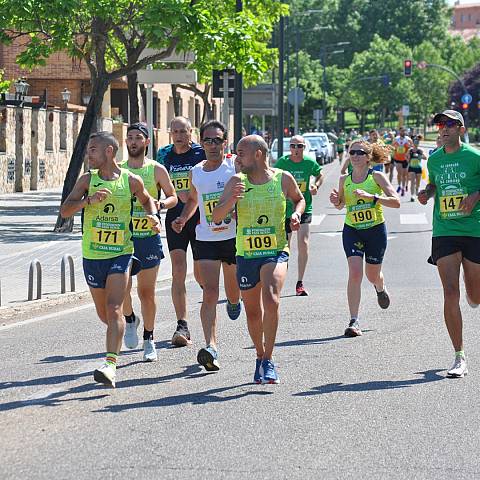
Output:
[292,369,445,397]
[93,383,273,414]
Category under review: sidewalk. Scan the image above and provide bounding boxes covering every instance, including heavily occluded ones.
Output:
[0,188,184,309]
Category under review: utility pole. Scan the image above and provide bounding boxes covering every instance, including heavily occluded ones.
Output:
[234,0,243,149]
[278,16,285,158]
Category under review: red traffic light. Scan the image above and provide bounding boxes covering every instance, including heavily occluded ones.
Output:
[462,103,469,110]
[404,59,412,77]
[283,127,289,135]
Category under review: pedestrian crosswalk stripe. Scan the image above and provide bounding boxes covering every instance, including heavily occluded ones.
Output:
[400,213,428,225]
[311,214,326,226]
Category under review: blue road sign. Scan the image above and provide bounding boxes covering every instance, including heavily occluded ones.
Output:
[461,93,473,104]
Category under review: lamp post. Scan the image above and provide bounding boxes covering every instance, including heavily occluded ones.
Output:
[61,88,71,111]
[320,42,349,130]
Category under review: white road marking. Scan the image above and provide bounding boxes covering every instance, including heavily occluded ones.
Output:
[400,213,428,225]
[318,232,342,237]
[311,214,326,226]
[0,284,172,332]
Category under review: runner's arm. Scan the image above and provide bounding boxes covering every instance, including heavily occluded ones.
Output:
[340,157,350,175]
[176,171,199,223]
[330,175,346,210]
[370,171,400,208]
[283,171,305,232]
[60,173,94,217]
[155,163,178,210]
[417,182,436,205]
[129,174,161,232]
[212,175,244,224]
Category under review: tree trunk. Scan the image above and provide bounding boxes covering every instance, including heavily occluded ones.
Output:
[200,84,213,122]
[127,72,139,123]
[54,77,110,232]
[172,84,180,116]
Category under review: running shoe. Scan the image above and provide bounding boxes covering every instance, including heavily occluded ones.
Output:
[171,321,192,347]
[143,339,158,362]
[226,300,242,320]
[410,196,415,202]
[254,358,263,384]
[405,184,408,192]
[197,345,219,371]
[401,187,405,196]
[296,282,309,296]
[262,359,280,384]
[396,186,401,193]
[447,356,468,378]
[375,286,390,309]
[344,319,362,337]
[124,314,140,349]
[93,363,116,388]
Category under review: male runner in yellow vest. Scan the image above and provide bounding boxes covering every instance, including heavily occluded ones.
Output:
[213,135,305,384]
[121,123,177,362]
[61,131,160,388]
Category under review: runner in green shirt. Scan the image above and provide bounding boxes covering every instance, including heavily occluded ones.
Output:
[418,110,480,378]
[275,135,323,296]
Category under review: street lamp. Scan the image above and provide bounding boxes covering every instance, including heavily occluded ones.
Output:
[61,88,71,111]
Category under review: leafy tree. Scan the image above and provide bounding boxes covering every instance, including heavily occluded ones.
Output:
[0,0,286,231]
[0,68,10,92]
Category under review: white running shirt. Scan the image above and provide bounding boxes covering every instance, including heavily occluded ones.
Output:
[191,155,237,241]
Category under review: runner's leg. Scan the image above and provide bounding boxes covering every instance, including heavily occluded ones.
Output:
[436,253,463,352]
[170,249,188,321]
[297,223,310,282]
[199,259,221,347]
[347,256,363,319]
[222,262,240,305]
[260,261,288,359]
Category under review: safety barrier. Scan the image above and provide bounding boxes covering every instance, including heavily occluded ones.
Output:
[28,259,42,301]
[61,254,76,294]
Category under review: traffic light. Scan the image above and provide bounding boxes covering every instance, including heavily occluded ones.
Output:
[462,102,469,110]
[284,127,289,135]
[404,59,412,77]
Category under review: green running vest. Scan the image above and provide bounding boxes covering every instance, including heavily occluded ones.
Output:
[236,169,288,258]
[82,169,133,259]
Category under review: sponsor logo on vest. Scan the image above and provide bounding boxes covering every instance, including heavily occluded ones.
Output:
[103,203,115,214]
[257,215,269,225]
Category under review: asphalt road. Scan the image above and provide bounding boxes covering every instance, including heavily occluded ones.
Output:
[2,159,480,479]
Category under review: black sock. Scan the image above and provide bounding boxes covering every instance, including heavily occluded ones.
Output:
[125,312,136,323]
[296,281,303,287]
[177,319,188,328]
[143,329,153,340]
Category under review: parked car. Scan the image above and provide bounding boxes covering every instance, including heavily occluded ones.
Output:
[304,132,335,164]
[269,137,315,165]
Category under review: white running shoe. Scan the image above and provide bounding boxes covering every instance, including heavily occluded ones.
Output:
[93,363,116,388]
[124,315,140,349]
[447,356,468,378]
[143,339,158,362]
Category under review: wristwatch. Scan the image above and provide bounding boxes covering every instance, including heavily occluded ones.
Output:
[159,201,166,210]
[373,194,380,205]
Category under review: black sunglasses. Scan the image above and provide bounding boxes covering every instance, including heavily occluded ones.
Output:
[203,137,224,145]
[290,144,305,149]
[349,149,368,156]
